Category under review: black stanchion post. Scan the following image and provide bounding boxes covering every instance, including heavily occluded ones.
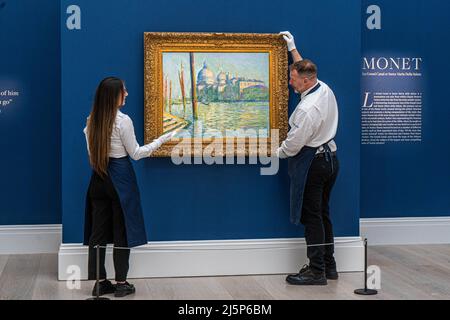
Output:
[354,238,377,295]
[87,245,110,300]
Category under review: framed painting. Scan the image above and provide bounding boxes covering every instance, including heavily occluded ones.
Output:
[144,32,288,157]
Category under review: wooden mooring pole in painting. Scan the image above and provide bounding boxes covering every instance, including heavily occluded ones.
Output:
[169,80,172,114]
[189,52,198,120]
[178,62,187,117]
[164,75,168,112]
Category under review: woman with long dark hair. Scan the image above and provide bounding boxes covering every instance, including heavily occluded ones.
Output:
[83,77,175,297]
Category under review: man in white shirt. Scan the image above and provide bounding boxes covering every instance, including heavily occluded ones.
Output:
[278,32,340,285]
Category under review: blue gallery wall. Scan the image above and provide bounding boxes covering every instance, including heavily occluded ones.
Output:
[360,0,450,218]
[0,0,61,224]
[2,0,448,235]
[61,0,361,243]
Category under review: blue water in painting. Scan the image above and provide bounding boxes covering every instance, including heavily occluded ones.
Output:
[167,101,269,138]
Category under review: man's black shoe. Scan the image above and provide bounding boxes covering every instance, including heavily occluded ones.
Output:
[91,279,115,296]
[114,281,136,297]
[325,267,339,280]
[295,264,338,280]
[297,264,310,275]
[286,269,327,285]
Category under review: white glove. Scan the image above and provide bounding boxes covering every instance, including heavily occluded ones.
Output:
[276,147,288,159]
[280,31,296,52]
[157,130,177,144]
[146,130,178,155]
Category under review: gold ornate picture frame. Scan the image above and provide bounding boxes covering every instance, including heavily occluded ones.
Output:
[144,32,288,157]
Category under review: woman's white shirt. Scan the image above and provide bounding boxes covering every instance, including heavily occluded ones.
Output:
[83,110,160,160]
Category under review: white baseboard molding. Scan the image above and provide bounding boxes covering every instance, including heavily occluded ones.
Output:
[58,237,364,280]
[360,217,450,245]
[0,224,62,254]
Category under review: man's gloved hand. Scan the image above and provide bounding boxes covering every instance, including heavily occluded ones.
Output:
[280,31,296,52]
[276,147,288,159]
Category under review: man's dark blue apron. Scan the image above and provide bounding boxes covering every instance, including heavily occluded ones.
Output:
[84,156,148,248]
[287,83,334,225]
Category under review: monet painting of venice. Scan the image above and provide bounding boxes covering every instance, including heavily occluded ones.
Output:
[162,52,270,138]
[144,32,288,157]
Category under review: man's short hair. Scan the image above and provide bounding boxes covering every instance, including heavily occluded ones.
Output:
[289,59,318,79]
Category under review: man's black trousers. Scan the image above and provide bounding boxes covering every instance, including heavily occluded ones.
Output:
[301,153,339,275]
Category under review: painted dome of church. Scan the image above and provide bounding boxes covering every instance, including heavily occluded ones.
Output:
[197,62,215,85]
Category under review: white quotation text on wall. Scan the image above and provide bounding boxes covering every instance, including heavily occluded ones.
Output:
[0,89,20,114]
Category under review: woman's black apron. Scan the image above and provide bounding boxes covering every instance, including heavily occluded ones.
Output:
[84,157,148,248]
[287,82,334,225]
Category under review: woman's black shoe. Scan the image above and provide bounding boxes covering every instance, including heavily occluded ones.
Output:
[91,280,115,296]
[114,281,136,297]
